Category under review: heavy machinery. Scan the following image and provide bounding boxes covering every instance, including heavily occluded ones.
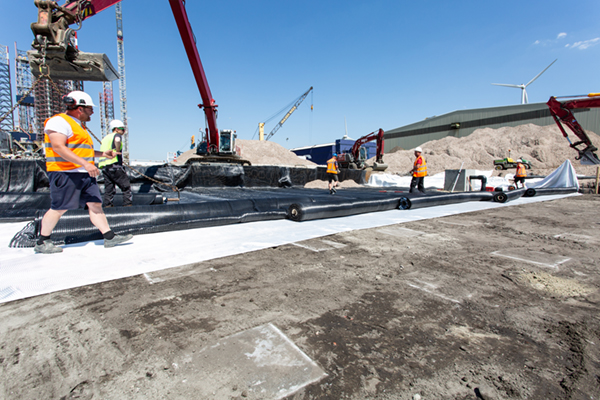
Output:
[259,87,313,141]
[547,93,600,165]
[27,0,249,165]
[493,150,532,170]
[337,128,387,171]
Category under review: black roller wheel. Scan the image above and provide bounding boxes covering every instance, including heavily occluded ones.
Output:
[287,204,304,222]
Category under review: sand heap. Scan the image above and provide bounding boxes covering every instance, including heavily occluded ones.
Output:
[174,139,317,167]
[373,123,600,177]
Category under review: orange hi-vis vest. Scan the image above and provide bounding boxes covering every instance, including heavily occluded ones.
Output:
[413,155,427,177]
[44,113,95,172]
[515,164,526,178]
[326,157,338,174]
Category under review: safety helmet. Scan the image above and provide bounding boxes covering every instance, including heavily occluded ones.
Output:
[108,120,125,132]
[516,159,523,163]
[64,91,96,108]
[414,147,423,153]
[333,153,338,157]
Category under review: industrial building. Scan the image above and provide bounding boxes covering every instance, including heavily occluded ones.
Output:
[383,102,600,151]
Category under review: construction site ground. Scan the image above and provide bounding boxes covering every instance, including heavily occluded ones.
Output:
[1,193,600,399]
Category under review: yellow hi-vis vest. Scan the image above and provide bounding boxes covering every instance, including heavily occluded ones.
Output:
[413,155,427,177]
[515,164,526,178]
[98,132,122,169]
[44,113,94,172]
[326,157,338,174]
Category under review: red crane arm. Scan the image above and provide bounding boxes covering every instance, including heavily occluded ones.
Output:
[350,129,385,163]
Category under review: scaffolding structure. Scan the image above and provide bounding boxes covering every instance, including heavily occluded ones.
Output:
[116,2,129,162]
[99,81,115,138]
[14,45,36,135]
[0,44,14,133]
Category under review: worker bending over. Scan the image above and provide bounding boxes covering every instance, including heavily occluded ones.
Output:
[514,159,527,189]
[327,153,340,194]
[409,147,427,194]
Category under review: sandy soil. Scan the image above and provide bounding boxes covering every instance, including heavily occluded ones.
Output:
[2,194,600,399]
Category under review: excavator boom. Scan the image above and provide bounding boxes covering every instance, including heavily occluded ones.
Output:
[547,94,600,165]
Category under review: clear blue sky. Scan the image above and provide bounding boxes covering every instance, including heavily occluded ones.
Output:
[2,0,599,161]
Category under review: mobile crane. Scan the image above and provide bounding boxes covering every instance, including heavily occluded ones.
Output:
[337,128,387,171]
[27,0,249,165]
[258,86,313,141]
[547,93,600,165]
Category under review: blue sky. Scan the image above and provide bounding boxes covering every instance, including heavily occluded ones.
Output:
[2,0,599,161]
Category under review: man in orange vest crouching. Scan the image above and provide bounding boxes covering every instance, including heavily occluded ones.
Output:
[35,91,133,254]
[326,153,340,195]
[409,146,427,194]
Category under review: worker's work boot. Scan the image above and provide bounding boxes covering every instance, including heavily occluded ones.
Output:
[104,234,134,248]
[34,241,63,254]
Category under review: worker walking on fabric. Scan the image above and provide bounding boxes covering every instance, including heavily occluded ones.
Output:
[99,120,132,207]
[35,91,133,254]
[409,146,427,194]
[327,153,340,195]
[514,159,527,189]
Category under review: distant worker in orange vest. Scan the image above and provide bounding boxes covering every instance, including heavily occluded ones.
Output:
[326,153,340,195]
[514,159,527,189]
[409,146,427,194]
[35,91,134,254]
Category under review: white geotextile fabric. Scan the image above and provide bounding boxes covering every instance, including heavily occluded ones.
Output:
[367,170,510,190]
[0,192,579,304]
[527,160,580,189]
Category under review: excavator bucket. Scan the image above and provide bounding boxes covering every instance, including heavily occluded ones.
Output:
[372,162,388,171]
[27,50,119,82]
[578,148,600,165]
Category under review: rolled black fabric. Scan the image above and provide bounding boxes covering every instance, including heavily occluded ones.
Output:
[287,197,401,222]
[493,188,526,203]
[398,192,494,210]
[524,187,578,197]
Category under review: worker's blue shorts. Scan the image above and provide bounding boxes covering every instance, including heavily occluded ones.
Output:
[48,171,102,210]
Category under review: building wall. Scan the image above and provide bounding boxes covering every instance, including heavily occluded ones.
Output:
[384,103,600,152]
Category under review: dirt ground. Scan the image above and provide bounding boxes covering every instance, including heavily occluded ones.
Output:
[2,194,600,399]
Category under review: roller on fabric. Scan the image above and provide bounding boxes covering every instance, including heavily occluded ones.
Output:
[493,188,526,203]
[287,197,401,222]
[524,187,578,197]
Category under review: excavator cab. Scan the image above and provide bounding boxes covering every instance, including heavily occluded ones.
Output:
[28,0,118,82]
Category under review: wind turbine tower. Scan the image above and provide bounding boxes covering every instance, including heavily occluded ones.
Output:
[492,59,557,104]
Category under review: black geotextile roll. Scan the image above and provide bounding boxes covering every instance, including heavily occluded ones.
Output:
[524,187,578,197]
[287,197,402,222]
[398,191,494,210]
[0,193,165,222]
[8,198,289,247]
[0,159,48,192]
[493,188,526,203]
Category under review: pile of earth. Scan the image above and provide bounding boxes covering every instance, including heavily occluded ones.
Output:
[373,123,600,178]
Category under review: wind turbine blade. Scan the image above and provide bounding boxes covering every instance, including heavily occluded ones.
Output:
[525,59,557,87]
[523,88,528,104]
[492,83,521,88]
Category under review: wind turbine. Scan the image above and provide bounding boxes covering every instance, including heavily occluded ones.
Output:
[492,59,557,104]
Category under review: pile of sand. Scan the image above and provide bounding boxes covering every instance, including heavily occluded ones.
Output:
[372,123,600,178]
[175,124,599,190]
[174,139,317,167]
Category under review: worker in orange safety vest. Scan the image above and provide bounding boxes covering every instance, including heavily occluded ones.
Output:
[326,153,340,194]
[409,147,427,193]
[514,159,527,189]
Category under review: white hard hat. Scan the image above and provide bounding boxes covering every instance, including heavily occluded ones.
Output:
[64,91,96,108]
[516,159,523,163]
[108,119,125,132]
[414,147,423,152]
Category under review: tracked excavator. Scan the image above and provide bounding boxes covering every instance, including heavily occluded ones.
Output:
[27,0,250,165]
[547,93,600,165]
[337,128,387,171]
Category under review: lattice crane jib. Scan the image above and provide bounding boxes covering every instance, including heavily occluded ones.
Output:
[0,44,14,133]
[115,2,128,163]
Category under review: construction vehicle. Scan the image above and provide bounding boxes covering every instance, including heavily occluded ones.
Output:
[337,128,387,171]
[493,151,532,170]
[27,0,250,165]
[259,87,313,141]
[547,93,600,165]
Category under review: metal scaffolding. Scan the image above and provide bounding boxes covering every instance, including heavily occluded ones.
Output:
[99,81,115,137]
[116,2,129,162]
[14,45,35,135]
[0,44,14,133]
